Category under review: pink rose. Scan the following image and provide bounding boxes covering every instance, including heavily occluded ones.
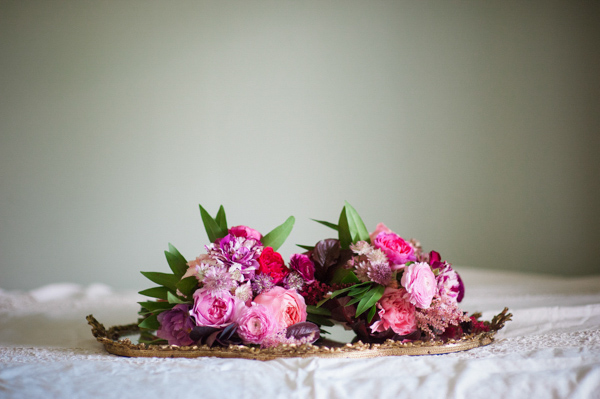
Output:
[401,262,437,309]
[370,288,417,335]
[254,286,307,330]
[369,222,393,243]
[373,232,416,268]
[235,303,277,345]
[191,288,239,328]
[229,225,262,241]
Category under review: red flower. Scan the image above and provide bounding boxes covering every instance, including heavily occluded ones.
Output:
[258,247,289,284]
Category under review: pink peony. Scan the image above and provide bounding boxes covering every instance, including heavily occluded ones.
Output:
[190,288,239,328]
[373,232,416,268]
[369,223,393,243]
[254,286,307,330]
[229,225,262,241]
[289,253,315,283]
[401,262,437,309]
[235,303,277,345]
[370,288,417,335]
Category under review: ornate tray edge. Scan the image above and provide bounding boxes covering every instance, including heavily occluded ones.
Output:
[87,308,511,360]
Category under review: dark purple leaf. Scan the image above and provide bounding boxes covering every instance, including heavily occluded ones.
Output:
[216,323,242,346]
[190,326,220,343]
[312,239,341,280]
[324,249,354,284]
[286,322,320,344]
[325,296,357,324]
[205,331,220,347]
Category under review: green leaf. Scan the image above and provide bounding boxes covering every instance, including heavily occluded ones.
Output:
[215,205,227,232]
[262,216,295,251]
[199,204,227,243]
[344,201,370,243]
[311,219,339,231]
[367,304,377,323]
[348,284,372,297]
[176,276,198,298]
[355,284,385,317]
[337,206,352,249]
[307,313,335,327]
[346,296,362,306]
[330,267,360,285]
[138,300,174,313]
[138,314,160,330]
[307,305,331,316]
[296,244,315,251]
[318,281,371,306]
[167,291,187,304]
[165,249,187,278]
[140,271,179,291]
[138,286,169,300]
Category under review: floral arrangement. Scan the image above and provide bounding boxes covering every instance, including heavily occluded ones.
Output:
[138,202,490,349]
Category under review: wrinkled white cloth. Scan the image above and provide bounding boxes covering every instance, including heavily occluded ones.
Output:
[1,268,600,399]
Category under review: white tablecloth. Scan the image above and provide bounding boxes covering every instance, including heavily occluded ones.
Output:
[1,268,600,399]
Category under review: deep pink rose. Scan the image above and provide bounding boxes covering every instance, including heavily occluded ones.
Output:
[289,253,315,283]
[254,286,307,330]
[373,232,416,268]
[401,262,437,309]
[235,303,277,345]
[370,288,417,335]
[369,223,393,243]
[229,225,262,241]
[191,288,239,328]
[258,247,289,284]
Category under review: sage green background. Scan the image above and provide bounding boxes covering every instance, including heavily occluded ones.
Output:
[1,1,599,290]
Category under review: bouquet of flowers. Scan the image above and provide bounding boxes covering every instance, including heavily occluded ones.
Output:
[299,202,490,344]
[138,205,321,348]
[138,202,492,350]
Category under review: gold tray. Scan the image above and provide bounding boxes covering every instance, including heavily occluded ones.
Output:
[87,308,510,361]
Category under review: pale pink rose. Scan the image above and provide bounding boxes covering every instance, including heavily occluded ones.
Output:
[253,286,307,330]
[369,223,393,243]
[370,288,417,335]
[373,232,416,268]
[401,262,437,309]
[190,288,239,328]
[235,303,277,344]
[229,225,262,241]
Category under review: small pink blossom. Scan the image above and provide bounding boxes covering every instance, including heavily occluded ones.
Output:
[370,288,417,335]
[401,262,437,309]
[183,254,215,280]
[254,286,307,330]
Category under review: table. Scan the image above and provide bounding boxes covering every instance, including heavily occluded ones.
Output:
[2,267,600,399]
